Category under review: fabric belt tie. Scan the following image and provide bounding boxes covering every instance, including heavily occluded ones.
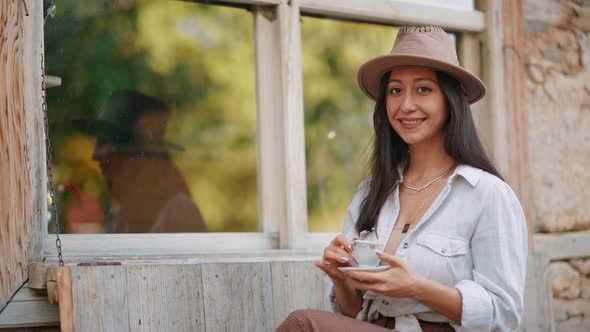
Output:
[371,313,454,331]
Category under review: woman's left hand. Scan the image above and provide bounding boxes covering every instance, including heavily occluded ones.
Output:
[344,250,427,299]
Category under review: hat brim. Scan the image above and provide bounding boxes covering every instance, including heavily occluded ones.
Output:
[357,54,486,105]
[71,117,184,152]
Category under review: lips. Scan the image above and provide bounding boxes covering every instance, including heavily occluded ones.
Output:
[398,118,425,129]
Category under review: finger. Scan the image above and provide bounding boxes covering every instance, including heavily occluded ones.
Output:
[315,259,333,270]
[326,244,354,259]
[314,260,331,270]
[370,283,387,295]
[324,246,356,264]
[331,235,354,252]
[344,271,377,283]
[324,251,354,265]
[347,277,374,291]
[314,260,338,276]
[376,250,405,266]
[314,260,349,283]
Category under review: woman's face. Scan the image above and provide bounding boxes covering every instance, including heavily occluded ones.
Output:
[385,67,448,147]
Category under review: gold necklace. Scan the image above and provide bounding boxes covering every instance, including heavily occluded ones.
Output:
[401,163,457,193]
[394,182,441,233]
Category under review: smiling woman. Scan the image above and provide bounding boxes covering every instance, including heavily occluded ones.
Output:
[278,25,528,332]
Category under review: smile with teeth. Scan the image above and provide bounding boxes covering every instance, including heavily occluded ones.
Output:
[400,119,425,125]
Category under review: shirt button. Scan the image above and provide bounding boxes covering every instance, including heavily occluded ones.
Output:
[441,248,447,254]
[403,242,408,249]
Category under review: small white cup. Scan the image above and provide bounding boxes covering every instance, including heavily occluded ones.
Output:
[352,240,385,267]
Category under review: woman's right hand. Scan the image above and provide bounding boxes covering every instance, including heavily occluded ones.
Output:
[314,235,357,284]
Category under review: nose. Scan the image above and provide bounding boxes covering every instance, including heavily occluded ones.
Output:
[400,93,417,113]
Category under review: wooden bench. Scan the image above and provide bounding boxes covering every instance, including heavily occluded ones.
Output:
[46,257,327,332]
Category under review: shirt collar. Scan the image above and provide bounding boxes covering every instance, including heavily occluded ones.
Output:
[397,163,483,188]
[450,164,482,187]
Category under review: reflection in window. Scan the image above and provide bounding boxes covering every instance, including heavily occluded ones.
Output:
[45,1,258,233]
[302,17,398,232]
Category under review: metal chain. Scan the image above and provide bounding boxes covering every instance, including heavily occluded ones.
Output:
[41,53,64,267]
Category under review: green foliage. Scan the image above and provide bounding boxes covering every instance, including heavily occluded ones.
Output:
[301,17,396,231]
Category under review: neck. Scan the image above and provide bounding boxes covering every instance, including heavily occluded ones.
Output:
[405,136,455,183]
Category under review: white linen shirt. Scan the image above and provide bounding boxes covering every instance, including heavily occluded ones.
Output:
[326,165,528,332]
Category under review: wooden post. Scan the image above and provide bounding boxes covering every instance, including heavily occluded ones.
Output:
[277,0,308,249]
[254,6,285,236]
[477,0,538,330]
[499,0,532,236]
[0,0,45,309]
[254,2,307,249]
[476,0,531,234]
[56,268,75,332]
[457,33,491,149]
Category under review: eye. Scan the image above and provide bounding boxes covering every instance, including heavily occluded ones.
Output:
[417,86,432,93]
[389,87,402,95]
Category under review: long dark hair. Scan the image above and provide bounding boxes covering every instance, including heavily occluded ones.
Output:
[355,70,503,234]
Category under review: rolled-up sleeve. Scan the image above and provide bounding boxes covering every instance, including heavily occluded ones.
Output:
[452,180,528,332]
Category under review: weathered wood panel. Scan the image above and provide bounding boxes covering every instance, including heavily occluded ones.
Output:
[55,268,73,332]
[0,281,59,329]
[523,251,555,332]
[254,5,286,236]
[457,32,490,148]
[0,300,59,328]
[2,327,60,332]
[54,262,322,331]
[271,261,326,326]
[126,264,205,332]
[0,0,45,310]
[298,0,485,32]
[71,266,130,332]
[201,262,275,331]
[277,0,308,249]
[475,0,505,178]
[0,283,59,328]
[499,0,533,243]
[42,233,279,257]
[534,231,590,261]
[476,0,532,230]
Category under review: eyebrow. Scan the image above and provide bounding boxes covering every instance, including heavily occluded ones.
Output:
[388,78,438,84]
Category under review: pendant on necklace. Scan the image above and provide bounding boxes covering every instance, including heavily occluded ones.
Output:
[402,223,410,233]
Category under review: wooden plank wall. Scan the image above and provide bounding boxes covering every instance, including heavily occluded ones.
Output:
[0,283,59,328]
[2,328,60,332]
[0,0,45,310]
[56,261,327,332]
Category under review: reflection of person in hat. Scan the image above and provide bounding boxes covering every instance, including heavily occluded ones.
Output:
[73,90,207,233]
[279,27,527,331]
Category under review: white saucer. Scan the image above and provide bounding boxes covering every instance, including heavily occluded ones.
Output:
[338,265,389,272]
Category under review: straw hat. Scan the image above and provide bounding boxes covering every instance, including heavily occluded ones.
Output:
[357,26,486,104]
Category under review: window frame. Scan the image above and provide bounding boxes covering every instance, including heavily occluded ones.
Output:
[40,0,487,259]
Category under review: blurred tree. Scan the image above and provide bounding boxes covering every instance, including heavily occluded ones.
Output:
[301,16,397,231]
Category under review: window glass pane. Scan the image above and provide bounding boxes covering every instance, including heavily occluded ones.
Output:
[302,17,398,232]
[45,0,258,233]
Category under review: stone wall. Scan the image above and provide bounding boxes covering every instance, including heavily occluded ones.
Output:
[524,0,590,330]
[549,259,590,331]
